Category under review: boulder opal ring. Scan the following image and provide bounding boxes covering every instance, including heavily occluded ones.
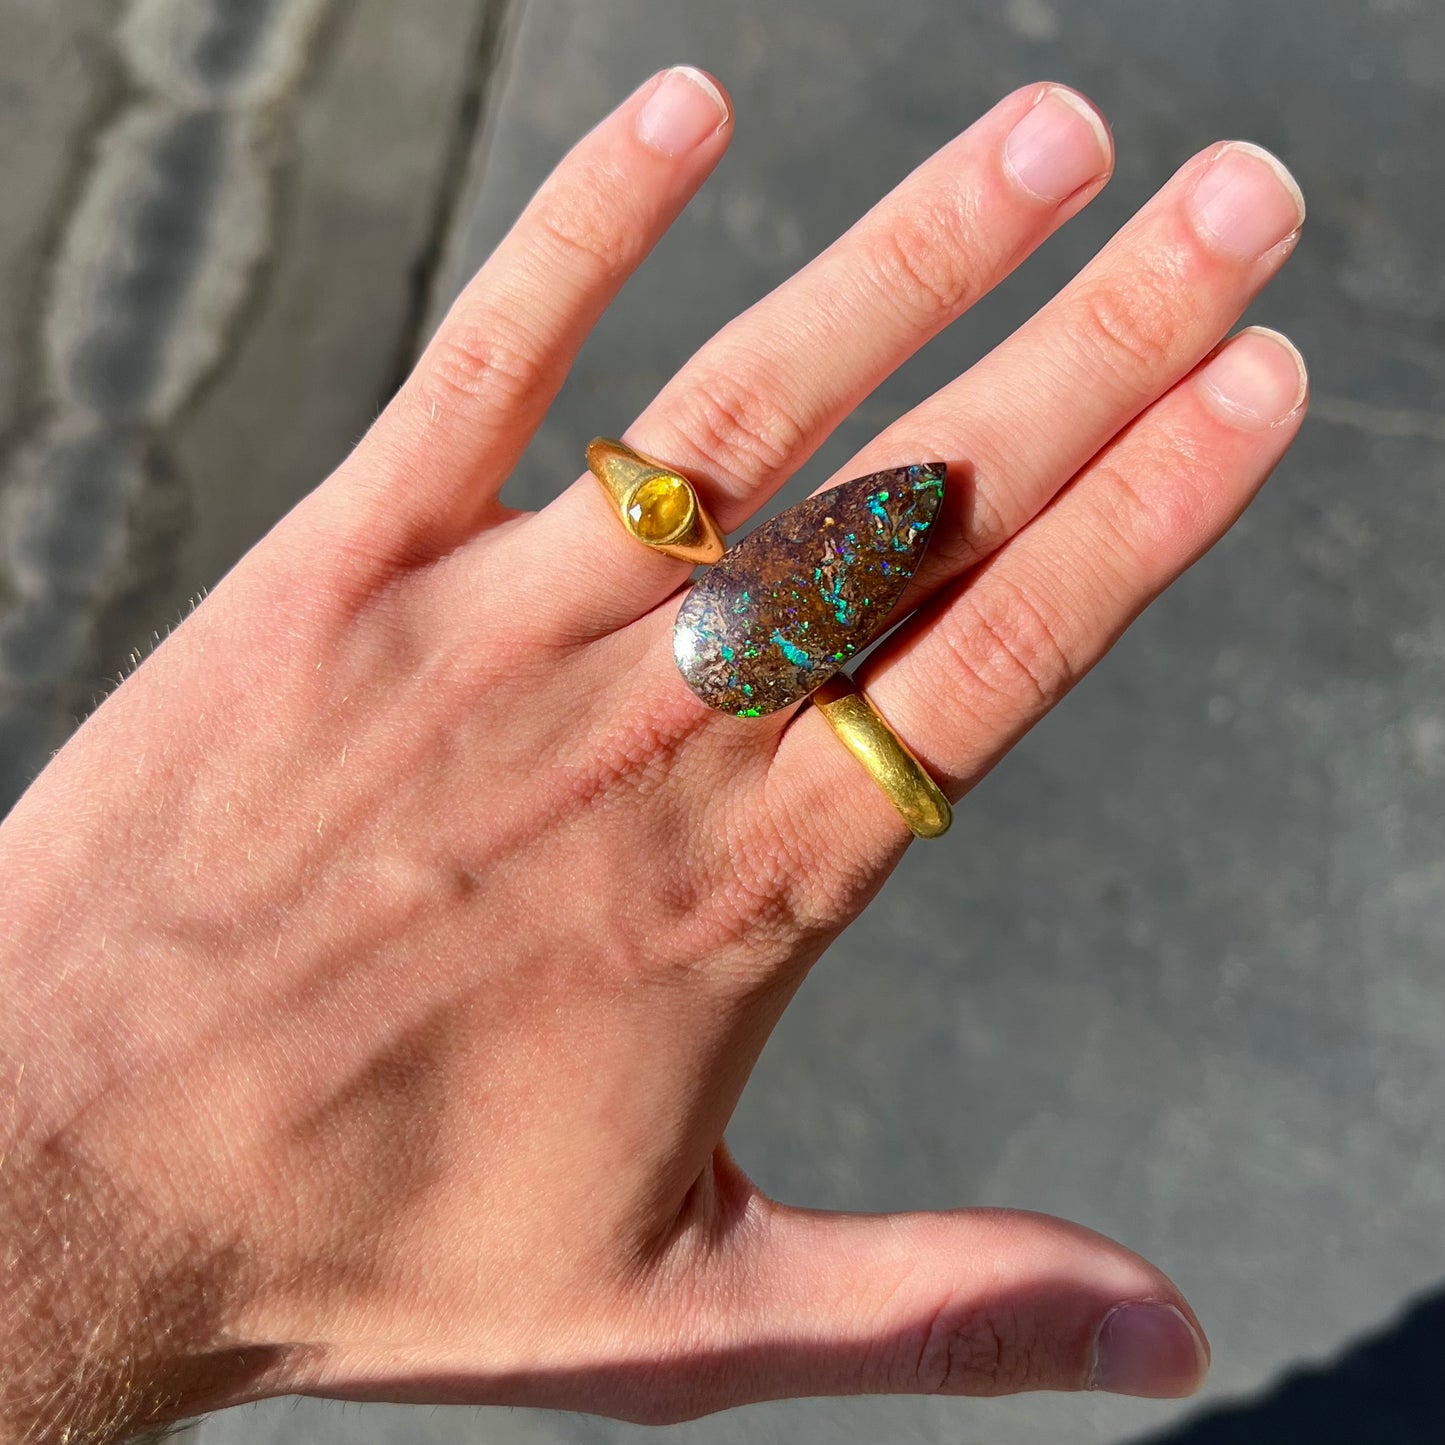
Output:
[587,437,952,839]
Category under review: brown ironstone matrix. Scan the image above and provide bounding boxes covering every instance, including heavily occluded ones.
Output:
[673,463,947,715]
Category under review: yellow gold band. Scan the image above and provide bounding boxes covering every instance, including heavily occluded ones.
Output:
[810,674,952,839]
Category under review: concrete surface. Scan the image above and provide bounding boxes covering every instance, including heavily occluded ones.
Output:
[1,0,1441,1442]
[0,0,509,804]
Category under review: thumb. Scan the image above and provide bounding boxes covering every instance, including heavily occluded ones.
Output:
[695,1199,1210,1408]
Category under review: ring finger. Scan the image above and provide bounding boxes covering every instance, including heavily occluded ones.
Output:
[773,324,1309,866]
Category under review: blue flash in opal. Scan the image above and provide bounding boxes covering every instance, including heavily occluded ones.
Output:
[771,630,813,669]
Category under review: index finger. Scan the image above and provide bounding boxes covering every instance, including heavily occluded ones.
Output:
[335,66,733,558]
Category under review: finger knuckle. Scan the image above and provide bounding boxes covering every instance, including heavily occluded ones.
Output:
[946,575,1076,712]
[678,804,867,991]
[868,191,985,328]
[714,830,843,966]
[673,363,807,484]
[909,1296,1041,1396]
[1072,263,1180,390]
[1091,436,1214,560]
[427,308,551,410]
[528,167,633,275]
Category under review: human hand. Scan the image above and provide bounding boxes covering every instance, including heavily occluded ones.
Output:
[0,68,1306,1442]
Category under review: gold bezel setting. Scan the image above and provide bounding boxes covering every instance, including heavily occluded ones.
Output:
[586,437,725,565]
[622,473,698,547]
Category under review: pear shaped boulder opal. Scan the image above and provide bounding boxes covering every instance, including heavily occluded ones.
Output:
[673,462,947,716]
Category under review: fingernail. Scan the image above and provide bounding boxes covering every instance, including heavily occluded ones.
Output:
[1189,141,1306,260]
[1003,87,1112,203]
[636,66,729,156]
[1090,1302,1210,1398]
[1198,326,1308,427]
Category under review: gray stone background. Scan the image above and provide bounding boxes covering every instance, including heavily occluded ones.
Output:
[2,1,1442,1442]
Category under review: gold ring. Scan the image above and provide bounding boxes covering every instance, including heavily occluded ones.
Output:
[586,437,726,565]
[809,674,951,838]
[588,436,952,840]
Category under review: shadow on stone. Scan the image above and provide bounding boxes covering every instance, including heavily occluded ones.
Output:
[1130,1286,1445,1445]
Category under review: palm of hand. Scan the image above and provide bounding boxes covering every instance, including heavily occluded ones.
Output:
[0,68,1306,1439]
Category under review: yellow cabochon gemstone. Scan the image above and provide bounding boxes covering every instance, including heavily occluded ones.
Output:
[626,474,695,544]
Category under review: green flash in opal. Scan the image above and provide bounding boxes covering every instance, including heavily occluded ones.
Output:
[673,462,947,714]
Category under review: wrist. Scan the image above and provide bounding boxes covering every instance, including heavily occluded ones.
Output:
[0,902,283,1442]
[0,1117,299,1444]
[0,760,329,1442]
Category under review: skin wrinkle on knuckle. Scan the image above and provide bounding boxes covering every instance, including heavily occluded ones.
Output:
[1092,429,1220,563]
[426,308,554,410]
[420,154,638,412]
[943,573,1077,715]
[910,1294,1036,1396]
[866,183,986,329]
[527,165,637,277]
[1070,246,1190,393]
[669,360,808,487]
